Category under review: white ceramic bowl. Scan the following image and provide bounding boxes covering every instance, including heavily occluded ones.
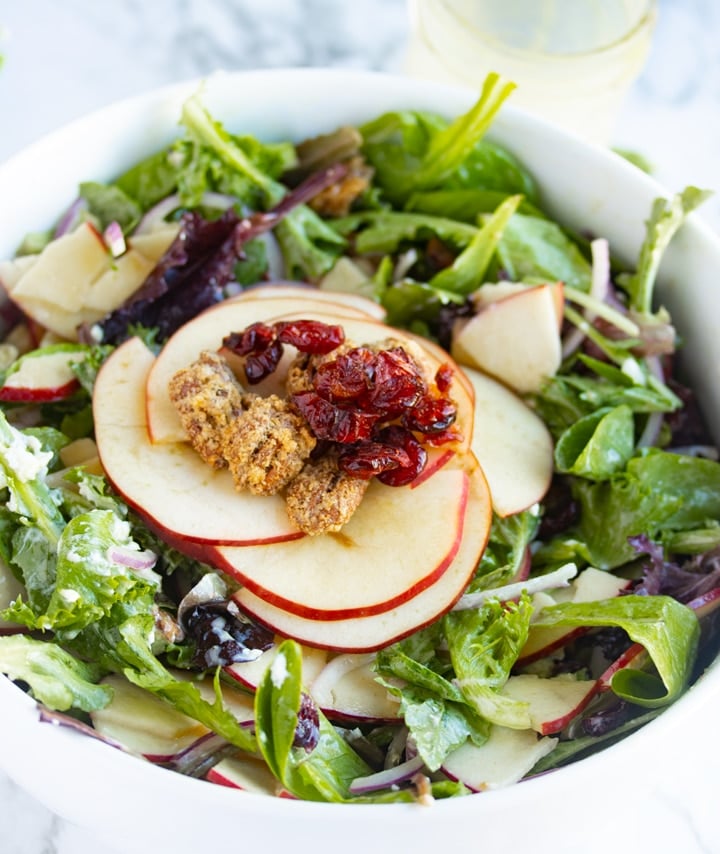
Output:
[0,69,719,854]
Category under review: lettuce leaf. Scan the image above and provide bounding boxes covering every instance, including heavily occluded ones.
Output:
[0,634,111,712]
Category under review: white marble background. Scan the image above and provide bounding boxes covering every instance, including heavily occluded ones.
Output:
[0,1,719,851]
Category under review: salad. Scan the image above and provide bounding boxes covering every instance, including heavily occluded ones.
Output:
[0,72,718,803]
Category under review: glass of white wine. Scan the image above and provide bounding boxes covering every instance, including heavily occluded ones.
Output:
[404,0,657,144]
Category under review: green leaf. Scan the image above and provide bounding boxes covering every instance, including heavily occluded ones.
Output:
[406,189,543,222]
[571,450,720,568]
[114,148,183,210]
[619,187,712,315]
[496,214,592,291]
[79,181,142,232]
[429,195,522,295]
[444,595,533,727]
[554,405,635,480]
[532,595,700,706]
[0,634,112,712]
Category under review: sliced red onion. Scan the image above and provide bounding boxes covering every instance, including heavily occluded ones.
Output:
[103,221,126,257]
[134,192,239,235]
[561,238,610,359]
[349,754,426,795]
[106,545,157,571]
[257,230,286,280]
[38,704,126,751]
[636,355,665,448]
[453,563,578,611]
[54,197,88,238]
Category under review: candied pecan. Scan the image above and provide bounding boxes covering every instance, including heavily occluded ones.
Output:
[285,452,369,535]
[168,350,245,469]
[223,394,316,495]
[307,156,374,218]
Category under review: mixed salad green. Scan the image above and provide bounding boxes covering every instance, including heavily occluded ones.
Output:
[0,73,718,803]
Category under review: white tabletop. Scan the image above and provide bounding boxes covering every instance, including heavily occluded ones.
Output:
[0,1,719,851]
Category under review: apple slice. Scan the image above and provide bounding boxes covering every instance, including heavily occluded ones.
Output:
[0,254,38,294]
[233,280,386,321]
[441,726,557,791]
[211,467,469,620]
[145,298,391,444]
[463,366,553,517]
[207,757,293,797]
[470,281,564,330]
[310,653,401,722]
[94,337,302,545]
[232,463,492,652]
[225,641,328,692]
[501,673,597,735]
[451,283,562,394]
[518,568,632,665]
[90,673,254,762]
[0,343,88,402]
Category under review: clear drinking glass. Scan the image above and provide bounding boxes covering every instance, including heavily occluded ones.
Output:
[404,0,657,144]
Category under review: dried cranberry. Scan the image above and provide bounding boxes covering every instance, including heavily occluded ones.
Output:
[404,394,457,434]
[375,425,428,487]
[364,348,426,417]
[293,692,320,752]
[337,441,412,479]
[313,347,375,402]
[292,390,379,443]
[223,322,276,357]
[435,363,454,394]
[275,319,345,354]
[244,338,284,384]
[183,601,274,668]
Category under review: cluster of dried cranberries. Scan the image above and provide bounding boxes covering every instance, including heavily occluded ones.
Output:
[223,318,458,487]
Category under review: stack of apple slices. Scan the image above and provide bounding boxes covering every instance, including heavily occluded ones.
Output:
[93,286,556,652]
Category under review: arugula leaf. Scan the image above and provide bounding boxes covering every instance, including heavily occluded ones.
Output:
[406,188,543,222]
[360,73,520,206]
[445,595,533,728]
[618,186,711,315]
[429,194,522,295]
[570,450,720,568]
[0,634,111,712]
[532,595,699,706]
[331,210,478,255]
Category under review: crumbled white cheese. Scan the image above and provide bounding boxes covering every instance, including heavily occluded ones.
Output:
[270,652,289,689]
[58,588,80,603]
[4,433,52,483]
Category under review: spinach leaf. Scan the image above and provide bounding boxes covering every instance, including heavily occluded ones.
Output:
[496,213,592,291]
[532,595,699,706]
[554,405,635,480]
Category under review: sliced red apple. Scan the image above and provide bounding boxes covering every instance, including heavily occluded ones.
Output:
[518,568,632,665]
[451,283,562,394]
[206,757,293,797]
[145,298,392,444]
[596,642,649,691]
[94,337,303,545]
[233,280,386,321]
[310,653,401,722]
[0,254,38,294]
[470,281,564,330]
[225,641,328,692]
[441,726,557,791]
[211,467,469,620]
[90,673,254,762]
[0,343,89,402]
[232,463,492,652]
[501,673,597,736]
[463,366,553,517]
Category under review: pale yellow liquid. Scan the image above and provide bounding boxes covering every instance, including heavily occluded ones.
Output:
[405,0,657,144]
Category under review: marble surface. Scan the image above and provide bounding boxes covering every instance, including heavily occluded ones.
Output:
[0,1,719,851]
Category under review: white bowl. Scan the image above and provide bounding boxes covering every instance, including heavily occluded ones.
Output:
[0,68,719,854]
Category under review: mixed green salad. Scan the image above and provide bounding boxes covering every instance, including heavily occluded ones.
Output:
[0,73,718,803]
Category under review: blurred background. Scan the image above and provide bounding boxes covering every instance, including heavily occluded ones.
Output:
[0,1,719,851]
